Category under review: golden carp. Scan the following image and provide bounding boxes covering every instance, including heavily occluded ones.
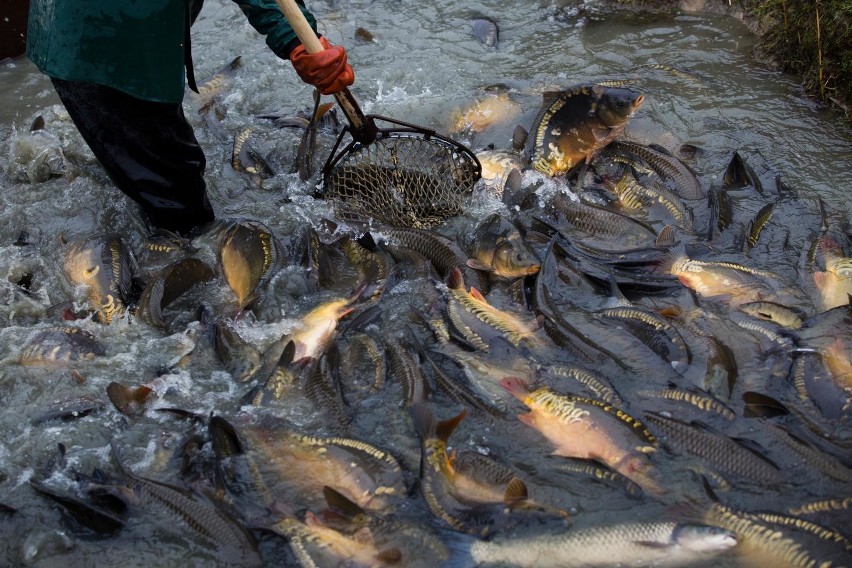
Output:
[501,378,660,493]
[240,422,406,514]
[218,220,284,311]
[450,92,521,134]
[445,267,540,350]
[412,404,566,535]
[61,233,135,323]
[466,213,540,279]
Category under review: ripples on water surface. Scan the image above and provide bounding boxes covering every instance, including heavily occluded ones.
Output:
[1,1,851,566]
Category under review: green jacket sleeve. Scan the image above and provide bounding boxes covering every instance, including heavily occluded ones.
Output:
[232,0,317,60]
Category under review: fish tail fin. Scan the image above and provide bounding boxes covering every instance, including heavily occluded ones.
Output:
[657,243,687,274]
[412,403,467,444]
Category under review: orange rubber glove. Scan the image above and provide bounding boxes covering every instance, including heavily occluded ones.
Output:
[290,37,355,95]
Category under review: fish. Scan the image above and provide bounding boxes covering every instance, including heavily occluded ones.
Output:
[377,226,486,290]
[594,305,691,373]
[450,92,520,133]
[284,296,354,363]
[465,213,541,279]
[547,192,659,250]
[339,234,392,302]
[444,267,541,350]
[192,56,243,111]
[106,381,154,417]
[292,89,335,181]
[608,140,705,199]
[231,127,275,183]
[270,511,404,568]
[501,378,661,493]
[543,364,623,406]
[135,258,214,330]
[738,300,805,330]
[475,148,525,200]
[464,521,737,567]
[642,412,782,485]
[636,386,736,421]
[239,420,406,513]
[604,169,692,228]
[110,440,263,567]
[385,337,430,406]
[527,83,644,177]
[61,233,136,323]
[813,254,852,312]
[470,17,499,48]
[706,504,852,568]
[218,220,285,311]
[19,326,106,365]
[412,404,565,535]
[666,247,793,306]
[213,320,261,383]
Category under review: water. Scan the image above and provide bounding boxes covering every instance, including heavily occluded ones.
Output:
[1,1,851,566]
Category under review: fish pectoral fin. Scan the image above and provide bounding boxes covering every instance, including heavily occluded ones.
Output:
[633,540,672,549]
[503,477,529,505]
[466,258,494,272]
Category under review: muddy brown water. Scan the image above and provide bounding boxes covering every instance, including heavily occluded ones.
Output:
[1,1,851,566]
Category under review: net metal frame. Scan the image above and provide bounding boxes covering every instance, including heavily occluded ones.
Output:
[319,115,482,229]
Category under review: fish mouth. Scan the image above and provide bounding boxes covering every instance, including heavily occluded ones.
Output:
[526,264,542,275]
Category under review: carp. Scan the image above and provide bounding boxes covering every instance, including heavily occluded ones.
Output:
[527,83,644,177]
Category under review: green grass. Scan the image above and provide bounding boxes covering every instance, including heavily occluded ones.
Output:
[744,0,852,118]
[609,0,852,120]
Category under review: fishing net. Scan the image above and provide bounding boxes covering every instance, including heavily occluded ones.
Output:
[320,116,481,229]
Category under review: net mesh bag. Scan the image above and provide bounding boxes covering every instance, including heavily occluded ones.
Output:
[322,128,481,229]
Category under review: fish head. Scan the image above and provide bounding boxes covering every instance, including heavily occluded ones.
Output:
[593,86,645,128]
[491,235,541,278]
[672,524,738,552]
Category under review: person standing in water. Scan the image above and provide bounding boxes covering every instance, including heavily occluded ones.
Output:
[25,0,353,235]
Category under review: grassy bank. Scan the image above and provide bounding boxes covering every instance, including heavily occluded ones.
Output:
[609,0,852,121]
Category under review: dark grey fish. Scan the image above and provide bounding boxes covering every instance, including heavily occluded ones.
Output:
[471,17,498,48]
[231,127,275,183]
[110,440,263,567]
[20,327,106,365]
[594,305,690,373]
[636,387,735,421]
[723,150,763,193]
[30,479,127,535]
[547,192,659,250]
[609,140,704,199]
[213,321,261,383]
[135,258,214,330]
[386,337,430,406]
[378,226,486,290]
[643,412,782,485]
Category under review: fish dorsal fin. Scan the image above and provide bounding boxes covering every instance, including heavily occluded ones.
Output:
[466,259,494,272]
[322,486,364,519]
[656,225,676,248]
[436,409,468,444]
[447,267,465,290]
[376,548,403,563]
[504,477,529,504]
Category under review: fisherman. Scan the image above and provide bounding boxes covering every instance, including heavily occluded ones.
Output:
[25,0,354,236]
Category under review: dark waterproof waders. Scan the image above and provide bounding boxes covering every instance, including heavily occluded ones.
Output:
[52,78,215,234]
